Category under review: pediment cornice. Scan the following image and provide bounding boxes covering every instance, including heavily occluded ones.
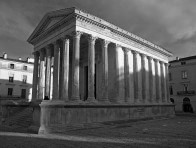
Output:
[74,10,172,57]
[27,7,75,44]
[27,7,172,57]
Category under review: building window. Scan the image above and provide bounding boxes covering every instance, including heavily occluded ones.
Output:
[8,88,13,96]
[22,75,27,84]
[181,61,186,65]
[10,64,14,69]
[23,66,27,70]
[21,89,26,99]
[169,72,172,81]
[183,84,188,92]
[9,76,14,82]
[169,85,173,95]
[182,71,188,79]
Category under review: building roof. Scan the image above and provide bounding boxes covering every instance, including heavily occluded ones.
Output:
[27,7,172,57]
[169,55,196,63]
[0,57,34,65]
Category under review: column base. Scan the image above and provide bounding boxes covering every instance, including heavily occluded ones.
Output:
[71,96,81,101]
[98,99,110,104]
[86,97,97,103]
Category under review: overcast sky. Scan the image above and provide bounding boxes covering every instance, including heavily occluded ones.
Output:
[0,0,195,60]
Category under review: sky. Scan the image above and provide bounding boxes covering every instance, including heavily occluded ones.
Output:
[0,0,196,60]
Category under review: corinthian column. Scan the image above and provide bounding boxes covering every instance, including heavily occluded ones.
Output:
[160,61,165,103]
[87,35,97,102]
[61,37,70,101]
[38,49,45,100]
[165,63,170,103]
[123,48,130,103]
[140,53,146,103]
[99,40,109,102]
[32,51,39,100]
[114,44,124,103]
[52,41,60,100]
[132,50,138,103]
[71,31,82,101]
[154,59,160,103]
[147,56,153,103]
[45,46,52,99]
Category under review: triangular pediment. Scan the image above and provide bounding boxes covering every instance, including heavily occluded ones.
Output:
[43,17,64,32]
[27,7,75,44]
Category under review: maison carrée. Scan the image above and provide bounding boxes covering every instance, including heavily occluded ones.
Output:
[27,7,174,134]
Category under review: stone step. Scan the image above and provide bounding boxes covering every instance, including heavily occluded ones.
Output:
[3,108,33,127]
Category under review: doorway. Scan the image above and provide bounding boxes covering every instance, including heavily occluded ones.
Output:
[21,89,26,99]
[183,97,193,113]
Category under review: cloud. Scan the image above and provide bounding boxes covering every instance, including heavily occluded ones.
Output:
[133,0,196,42]
[0,2,34,41]
[0,0,195,59]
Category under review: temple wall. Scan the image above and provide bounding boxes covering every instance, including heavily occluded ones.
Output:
[37,102,175,134]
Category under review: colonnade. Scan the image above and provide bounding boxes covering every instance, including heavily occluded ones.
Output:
[32,31,170,104]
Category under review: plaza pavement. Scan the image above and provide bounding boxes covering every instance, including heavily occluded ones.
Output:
[0,115,196,148]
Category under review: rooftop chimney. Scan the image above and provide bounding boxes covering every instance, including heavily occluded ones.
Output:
[176,57,179,60]
[3,52,7,59]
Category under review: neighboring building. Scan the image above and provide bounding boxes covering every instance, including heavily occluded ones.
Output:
[0,53,34,101]
[27,7,174,134]
[169,56,196,113]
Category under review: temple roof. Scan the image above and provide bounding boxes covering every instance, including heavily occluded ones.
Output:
[27,7,172,57]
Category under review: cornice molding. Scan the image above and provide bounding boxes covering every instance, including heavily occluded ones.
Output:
[75,13,172,57]
[28,7,173,58]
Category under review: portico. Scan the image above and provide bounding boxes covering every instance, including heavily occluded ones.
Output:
[28,7,174,134]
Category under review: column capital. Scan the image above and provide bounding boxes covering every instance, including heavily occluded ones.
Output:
[71,31,83,38]
[116,44,121,48]
[159,61,164,65]
[33,51,39,56]
[147,56,153,60]
[39,49,45,60]
[131,50,138,55]
[102,40,110,47]
[153,58,159,63]
[87,35,97,44]
[122,47,129,53]
[51,40,61,49]
[45,45,52,56]
[60,35,70,41]
[140,53,146,58]
[164,62,169,67]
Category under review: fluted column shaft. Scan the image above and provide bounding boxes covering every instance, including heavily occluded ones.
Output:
[165,63,170,103]
[128,51,134,103]
[154,59,160,103]
[61,38,70,101]
[45,46,52,99]
[114,45,124,103]
[52,41,60,100]
[160,61,165,103]
[38,50,45,100]
[32,51,39,100]
[123,48,130,102]
[132,51,138,103]
[141,54,146,103]
[71,31,82,101]
[147,56,153,103]
[99,40,109,102]
[87,35,96,102]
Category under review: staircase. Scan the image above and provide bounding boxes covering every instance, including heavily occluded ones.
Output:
[3,107,33,127]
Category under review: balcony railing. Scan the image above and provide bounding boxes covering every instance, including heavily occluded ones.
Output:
[177,90,195,96]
